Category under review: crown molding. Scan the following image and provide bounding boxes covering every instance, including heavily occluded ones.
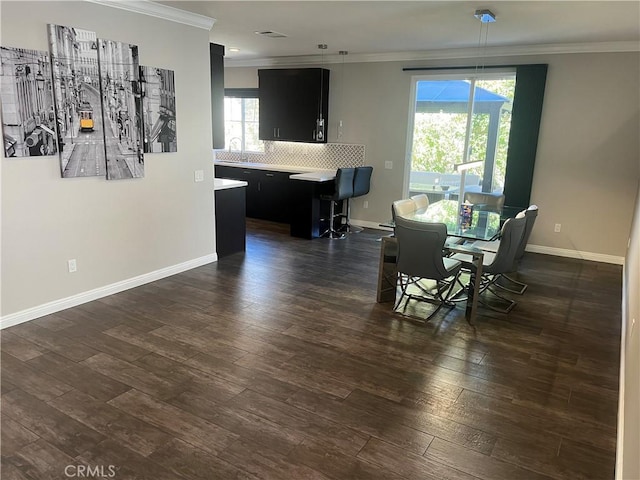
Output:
[84,0,216,30]
[225,41,640,68]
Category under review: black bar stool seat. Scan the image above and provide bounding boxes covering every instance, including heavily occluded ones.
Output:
[319,168,355,239]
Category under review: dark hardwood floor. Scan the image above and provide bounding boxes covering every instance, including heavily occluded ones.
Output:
[1,219,622,479]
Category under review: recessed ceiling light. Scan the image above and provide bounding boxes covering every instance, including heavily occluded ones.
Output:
[254,30,288,38]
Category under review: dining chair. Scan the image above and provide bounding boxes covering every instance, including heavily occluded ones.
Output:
[393,216,462,320]
[319,167,355,239]
[451,215,527,313]
[410,193,429,210]
[496,205,539,294]
[471,205,538,294]
[464,191,505,211]
[391,198,417,220]
[384,198,418,268]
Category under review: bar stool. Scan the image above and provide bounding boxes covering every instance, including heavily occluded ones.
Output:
[320,167,355,239]
[342,166,373,233]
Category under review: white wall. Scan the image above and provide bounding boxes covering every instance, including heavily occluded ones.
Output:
[1,1,216,320]
[618,182,640,480]
[226,51,640,262]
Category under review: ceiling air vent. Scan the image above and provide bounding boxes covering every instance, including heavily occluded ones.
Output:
[254,31,288,38]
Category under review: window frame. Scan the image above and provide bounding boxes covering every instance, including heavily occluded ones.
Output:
[403,64,548,209]
[224,88,263,154]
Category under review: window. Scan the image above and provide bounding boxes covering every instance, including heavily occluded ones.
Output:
[224,88,263,153]
[407,72,516,203]
[404,65,547,208]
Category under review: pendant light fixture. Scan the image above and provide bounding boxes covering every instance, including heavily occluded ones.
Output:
[474,9,495,74]
[457,9,496,212]
[317,43,327,141]
[338,50,348,139]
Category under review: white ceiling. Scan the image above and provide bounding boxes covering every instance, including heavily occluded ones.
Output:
[159,1,640,66]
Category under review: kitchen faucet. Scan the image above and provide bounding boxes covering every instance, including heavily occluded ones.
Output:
[228,137,246,160]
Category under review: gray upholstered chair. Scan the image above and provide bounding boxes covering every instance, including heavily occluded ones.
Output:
[497,205,538,293]
[464,191,505,211]
[410,193,429,210]
[320,167,355,239]
[451,215,527,313]
[393,216,462,320]
[472,205,539,294]
[391,198,417,220]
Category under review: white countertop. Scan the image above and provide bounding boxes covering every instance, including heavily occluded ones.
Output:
[289,170,336,182]
[214,178,248,191]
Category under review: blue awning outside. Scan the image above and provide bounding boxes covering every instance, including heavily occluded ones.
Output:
[416,80,508,104]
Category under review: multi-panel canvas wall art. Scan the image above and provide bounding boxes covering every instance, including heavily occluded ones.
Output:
[98,38,144,179]
[48,25,106,177]
[140,66,177,153]
[0,46,59,157]
[2,23,175,179]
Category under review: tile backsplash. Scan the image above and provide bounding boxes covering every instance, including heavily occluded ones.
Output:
[215,141,365,169]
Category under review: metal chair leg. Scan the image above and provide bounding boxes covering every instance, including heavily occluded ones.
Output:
[393,273,459,320]
[494,273,528,295]
[321,200,345,239]
[339,198,364,234]
[482,285,517,313]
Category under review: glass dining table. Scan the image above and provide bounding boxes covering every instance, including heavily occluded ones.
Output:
[377,200,522,325]
[382,199,522,242]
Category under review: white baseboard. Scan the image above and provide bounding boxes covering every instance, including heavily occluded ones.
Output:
[0,253,218,330]
[351,219,624,265]
[350,219,393,232]
[525,244,624,265]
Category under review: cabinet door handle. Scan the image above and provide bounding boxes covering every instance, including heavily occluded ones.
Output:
[273,127,276,138]
[258,182,261,192]
[277,127,280,138]
[242,171,252,174]
[265,173,274,177]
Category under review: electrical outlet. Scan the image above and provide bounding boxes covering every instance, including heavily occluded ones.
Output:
[68,259,77,273]
[554,223,561,233]
[194,170,204,182]
[363,200,369,209]
[384,161,393,170]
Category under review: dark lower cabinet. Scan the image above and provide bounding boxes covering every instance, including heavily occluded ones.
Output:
[289,179,335,239]
[215,186,246,258]
[215,165,293,223]
[215,164,337,239]
[258,171,292,223]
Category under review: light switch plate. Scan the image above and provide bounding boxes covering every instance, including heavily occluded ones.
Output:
[384,161,393,170]
[194,170,204,182]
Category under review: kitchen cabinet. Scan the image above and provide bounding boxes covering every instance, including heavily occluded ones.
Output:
[215,165,293,223]
[214,179,246,258]
[258,68,330,143]
[209,43,225,149]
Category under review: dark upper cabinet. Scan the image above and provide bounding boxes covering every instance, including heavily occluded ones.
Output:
[210,43,225,149]
[258,68,330,143]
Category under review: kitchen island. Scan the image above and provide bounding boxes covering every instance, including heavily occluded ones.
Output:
[214,161,338,239]
[214,178,248,257]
